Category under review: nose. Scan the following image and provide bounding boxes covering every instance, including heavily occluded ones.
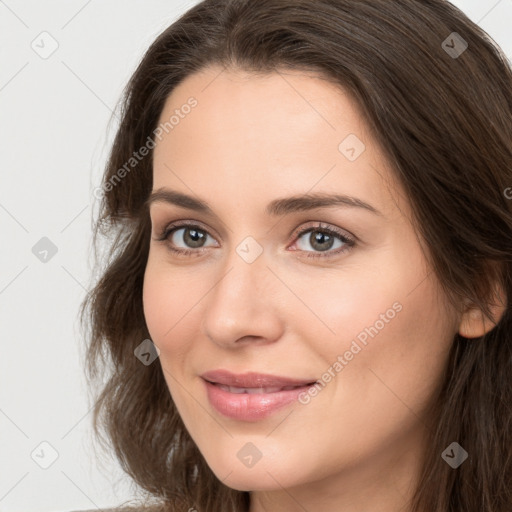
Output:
[201,247,285,349]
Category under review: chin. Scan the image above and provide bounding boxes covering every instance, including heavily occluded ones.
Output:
[206,456,302,492]
[221,473,284,492]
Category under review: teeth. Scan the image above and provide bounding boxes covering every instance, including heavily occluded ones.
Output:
[216,384,302,394]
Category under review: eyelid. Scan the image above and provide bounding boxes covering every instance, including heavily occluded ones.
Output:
[288,221,356,246]
[153,218,220,243]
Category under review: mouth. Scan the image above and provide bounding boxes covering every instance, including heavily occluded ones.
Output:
[205,381,316,394]
[200,371,318,422]
[200,369,317,389]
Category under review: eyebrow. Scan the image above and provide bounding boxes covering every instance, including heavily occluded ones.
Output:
[145,188,382,217]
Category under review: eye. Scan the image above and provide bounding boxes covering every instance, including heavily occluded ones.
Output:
[154,222,218,257]
[290,222,355,259]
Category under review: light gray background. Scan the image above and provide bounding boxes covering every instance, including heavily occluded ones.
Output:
[1,1,511,511]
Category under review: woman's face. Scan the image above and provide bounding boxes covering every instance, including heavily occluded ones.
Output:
[143,65,460,504]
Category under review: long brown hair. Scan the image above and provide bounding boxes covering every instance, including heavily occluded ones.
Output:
[80,1,512,510]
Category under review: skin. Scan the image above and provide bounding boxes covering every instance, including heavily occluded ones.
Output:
[142,65,501,512]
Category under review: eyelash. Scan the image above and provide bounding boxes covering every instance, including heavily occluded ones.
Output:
[154,221,356,259]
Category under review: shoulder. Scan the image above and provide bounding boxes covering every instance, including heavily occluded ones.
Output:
[71,509,154,512]
[71,505,170,512]
[72,510,143,512]
[67,498,195,512]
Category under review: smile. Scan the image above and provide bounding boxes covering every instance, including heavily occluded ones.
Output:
[203,379,316,421]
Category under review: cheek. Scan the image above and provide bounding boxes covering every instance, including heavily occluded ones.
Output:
[143,251,199,333]
[142,263,197,412]
[325,272,454,423]
[142,269,169,342]
[142,260,191,353]
[281,260,401,358]
[295,245,455,411]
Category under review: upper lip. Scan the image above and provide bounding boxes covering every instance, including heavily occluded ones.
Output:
[201,369,317,388]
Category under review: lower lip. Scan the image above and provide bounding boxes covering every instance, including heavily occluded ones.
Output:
[203,379,314,421]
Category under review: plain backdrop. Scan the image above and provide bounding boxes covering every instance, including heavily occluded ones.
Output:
[1,1,511,511]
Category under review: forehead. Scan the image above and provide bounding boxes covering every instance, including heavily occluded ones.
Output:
[155,65,369,155]
[151,65,407,221]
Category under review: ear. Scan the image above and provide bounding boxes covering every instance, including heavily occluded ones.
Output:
[458,282,507,339]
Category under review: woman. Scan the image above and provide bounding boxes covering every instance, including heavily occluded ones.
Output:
[80,0,512,511]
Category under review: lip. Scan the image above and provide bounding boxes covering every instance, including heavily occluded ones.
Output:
[201,369,317,388]
[201,370,317,421]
